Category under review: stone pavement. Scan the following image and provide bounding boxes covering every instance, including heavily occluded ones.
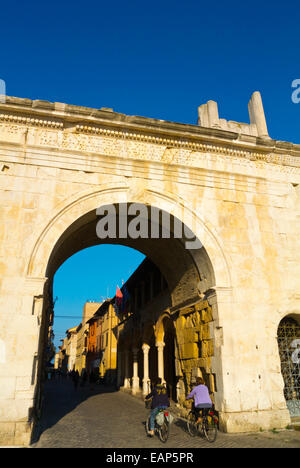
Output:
[31,379,300,449]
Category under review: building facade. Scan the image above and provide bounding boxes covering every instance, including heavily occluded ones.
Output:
[0,93,299,444]
[86,314,101,374]
[75,302,101,375]
[65,326,77,372]
[98,299,119,384]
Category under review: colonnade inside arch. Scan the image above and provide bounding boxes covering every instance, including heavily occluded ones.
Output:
[115,288,220,409]
[118,339,172,397]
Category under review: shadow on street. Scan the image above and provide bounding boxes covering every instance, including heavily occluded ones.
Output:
[31,377,117,445]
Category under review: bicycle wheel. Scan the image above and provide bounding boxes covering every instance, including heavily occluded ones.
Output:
[187,411,198,437]
[203,416,218,443]
[158,416,169,443]
[145,416,151,436]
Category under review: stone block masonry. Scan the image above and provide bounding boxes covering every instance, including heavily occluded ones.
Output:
[0,93,299,444]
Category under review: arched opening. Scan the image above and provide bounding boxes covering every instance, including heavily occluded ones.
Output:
[277,316,300,418]
[27,194,228,436]
[44,203,216,307]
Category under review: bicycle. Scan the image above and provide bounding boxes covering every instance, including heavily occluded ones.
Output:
[146,408,170,443]
[187,406,218,443]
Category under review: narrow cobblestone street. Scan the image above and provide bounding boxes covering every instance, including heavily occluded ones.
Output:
[31,379,300,449]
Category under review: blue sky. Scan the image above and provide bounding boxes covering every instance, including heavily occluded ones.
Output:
[0,1,299,142]
[53,246,145,349]
[0,1,299,350]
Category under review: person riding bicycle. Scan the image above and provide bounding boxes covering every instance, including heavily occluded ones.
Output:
[186,377,212,424]
[145,377,170,437]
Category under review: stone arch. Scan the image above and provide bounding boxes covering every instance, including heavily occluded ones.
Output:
[155,311,172,344]
[155,315,164,345]
[24,184,233,414]
[142,323,157,390]
[26,184,232,295]
[153,312,177,398]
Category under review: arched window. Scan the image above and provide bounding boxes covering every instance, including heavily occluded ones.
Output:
[277,317,300,418]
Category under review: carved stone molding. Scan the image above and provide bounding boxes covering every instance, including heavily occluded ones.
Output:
[0,103,299,175]
[0,112,63,129]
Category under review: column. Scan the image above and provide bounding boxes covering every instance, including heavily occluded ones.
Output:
[123,350,130,389]
[156,341,165,384]
[248,91,269,138]
[116,350,123,388]
[142,344,151,395]
[198,103,209,127]
[207,100,219,127]
[132,348,140,395]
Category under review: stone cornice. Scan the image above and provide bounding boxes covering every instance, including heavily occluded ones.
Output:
[0,96,299,169]
[0,111,63,129]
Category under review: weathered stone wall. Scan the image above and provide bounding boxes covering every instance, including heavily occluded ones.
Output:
[0,96,299,443]
[174,301,215,404]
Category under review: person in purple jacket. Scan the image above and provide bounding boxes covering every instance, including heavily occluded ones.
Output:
[186,377,212,424]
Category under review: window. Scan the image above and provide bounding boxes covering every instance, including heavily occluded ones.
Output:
[277,317,300,417]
